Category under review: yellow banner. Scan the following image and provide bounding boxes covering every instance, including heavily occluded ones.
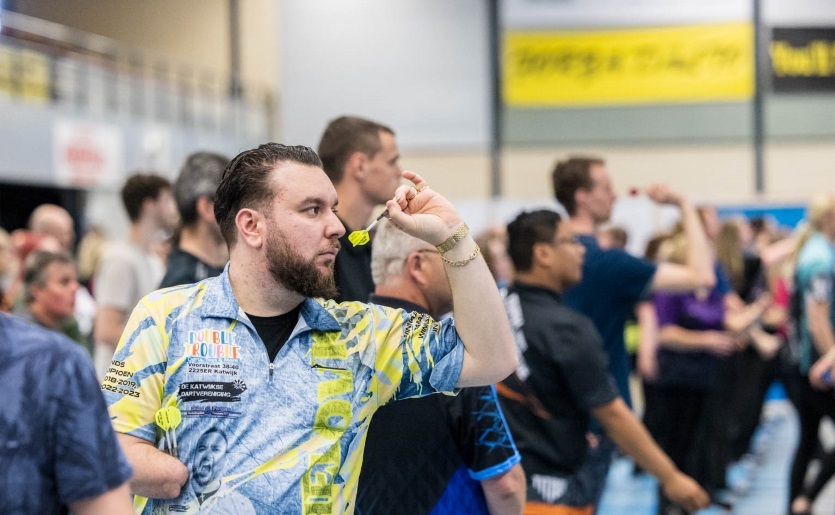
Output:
[504,23,754,107]
[0,47,50,103]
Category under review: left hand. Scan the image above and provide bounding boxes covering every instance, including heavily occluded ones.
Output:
[386,171,464,246]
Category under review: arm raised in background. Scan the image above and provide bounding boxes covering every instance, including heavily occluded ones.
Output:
[648,187,715,292]
[592,398,710,513]
[386,171,517,387]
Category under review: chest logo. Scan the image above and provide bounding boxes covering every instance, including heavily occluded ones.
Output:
[185,329,240,360]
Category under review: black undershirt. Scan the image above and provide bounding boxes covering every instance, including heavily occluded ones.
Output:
[247,305,302,362]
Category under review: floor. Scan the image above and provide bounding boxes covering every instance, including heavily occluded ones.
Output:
[597,399,835,515]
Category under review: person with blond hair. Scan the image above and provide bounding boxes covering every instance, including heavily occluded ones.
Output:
[786,194,835,515]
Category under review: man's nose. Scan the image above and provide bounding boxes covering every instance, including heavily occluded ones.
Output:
[328,211,346,239]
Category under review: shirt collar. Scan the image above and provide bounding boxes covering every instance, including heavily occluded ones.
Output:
[368,294,429,315]
[201,264,341,332]
[510,280,563,303]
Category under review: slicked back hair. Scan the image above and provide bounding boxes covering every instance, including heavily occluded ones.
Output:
[317,116,394,184]
[507,210,562,272]
[551,156,605,216]
[213,143,323,248]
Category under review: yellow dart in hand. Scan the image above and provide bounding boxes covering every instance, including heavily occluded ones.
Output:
[348,210,388,247]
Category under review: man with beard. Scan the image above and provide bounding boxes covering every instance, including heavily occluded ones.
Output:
[102,143,517,514]
[160,152,230,288]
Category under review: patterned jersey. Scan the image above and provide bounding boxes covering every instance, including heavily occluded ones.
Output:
[102,268,464,514]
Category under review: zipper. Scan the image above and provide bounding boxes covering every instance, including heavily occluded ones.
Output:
[269,362,274,381]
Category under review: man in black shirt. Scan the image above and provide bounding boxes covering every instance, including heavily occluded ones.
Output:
[318,116,402,302]
[160,151,230,288]
[356,220,526,515]
[499,209,710,514]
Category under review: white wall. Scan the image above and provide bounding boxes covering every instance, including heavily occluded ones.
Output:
[280,0,491,150]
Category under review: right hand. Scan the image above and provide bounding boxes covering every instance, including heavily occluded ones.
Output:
[386,171,463,247]
[661,471,711,513]
[702,331,739,357]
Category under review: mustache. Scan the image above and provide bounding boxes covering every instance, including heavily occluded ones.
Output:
[323,241,341,252]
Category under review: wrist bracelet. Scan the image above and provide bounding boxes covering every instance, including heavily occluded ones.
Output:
[441,243,481,267]
[436,223,469,254]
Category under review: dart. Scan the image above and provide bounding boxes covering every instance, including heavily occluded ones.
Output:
[348,209,388,247]
[154,408,172,454]
[166,406,182,458]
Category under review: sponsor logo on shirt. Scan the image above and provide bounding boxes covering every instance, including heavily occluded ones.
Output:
[179,380,248,403]
[185,329,240,360]
[183,405,243,419]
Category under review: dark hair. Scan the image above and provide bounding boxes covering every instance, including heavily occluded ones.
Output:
[507,210,562,272]
[551,156,605,216]
[317,116,394,184]
[175,152,230,225]
[214,143,323,247]
[23,251,74,303]
[121,173,172,222]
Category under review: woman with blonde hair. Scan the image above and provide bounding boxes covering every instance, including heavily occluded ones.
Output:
[784,193,835,515]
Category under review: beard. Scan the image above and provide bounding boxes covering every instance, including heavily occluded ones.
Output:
[265,230,339,299]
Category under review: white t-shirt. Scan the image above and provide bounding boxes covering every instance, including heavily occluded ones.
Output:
[93,242,164,377]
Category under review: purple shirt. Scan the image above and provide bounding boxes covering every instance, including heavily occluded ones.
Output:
[651,264,730,390]
[654,264,730,331]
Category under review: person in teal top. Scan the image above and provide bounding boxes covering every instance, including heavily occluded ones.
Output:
[786,193,835,515]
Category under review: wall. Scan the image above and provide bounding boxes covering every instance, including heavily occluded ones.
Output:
[11,0,280,90]
[280,0,490,150]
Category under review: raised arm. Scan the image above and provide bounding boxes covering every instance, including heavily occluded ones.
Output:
[386,171,517,387]
[117,433,189,499]
[647,187,715,292]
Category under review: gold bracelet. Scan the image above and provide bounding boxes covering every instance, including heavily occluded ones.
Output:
[435,223,469,254]
[441,243,481,267]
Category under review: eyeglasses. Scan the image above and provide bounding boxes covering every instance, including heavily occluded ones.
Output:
[552,235,581,246]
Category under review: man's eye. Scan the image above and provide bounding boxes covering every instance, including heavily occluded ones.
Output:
[305,206,320,216]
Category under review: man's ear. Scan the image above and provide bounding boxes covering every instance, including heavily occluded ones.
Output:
[196,196,216,223]
[140,197,156,218]
[346,151,369,182]
[234,208,264,249]
[406,252,429,286]
[532,242,550,269]
[574,188,587,211]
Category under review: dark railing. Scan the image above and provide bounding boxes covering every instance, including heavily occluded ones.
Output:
[0,10,275,141]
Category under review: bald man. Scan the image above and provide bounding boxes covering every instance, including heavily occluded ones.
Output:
[28,204,76,252]
[28,204,96,349]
